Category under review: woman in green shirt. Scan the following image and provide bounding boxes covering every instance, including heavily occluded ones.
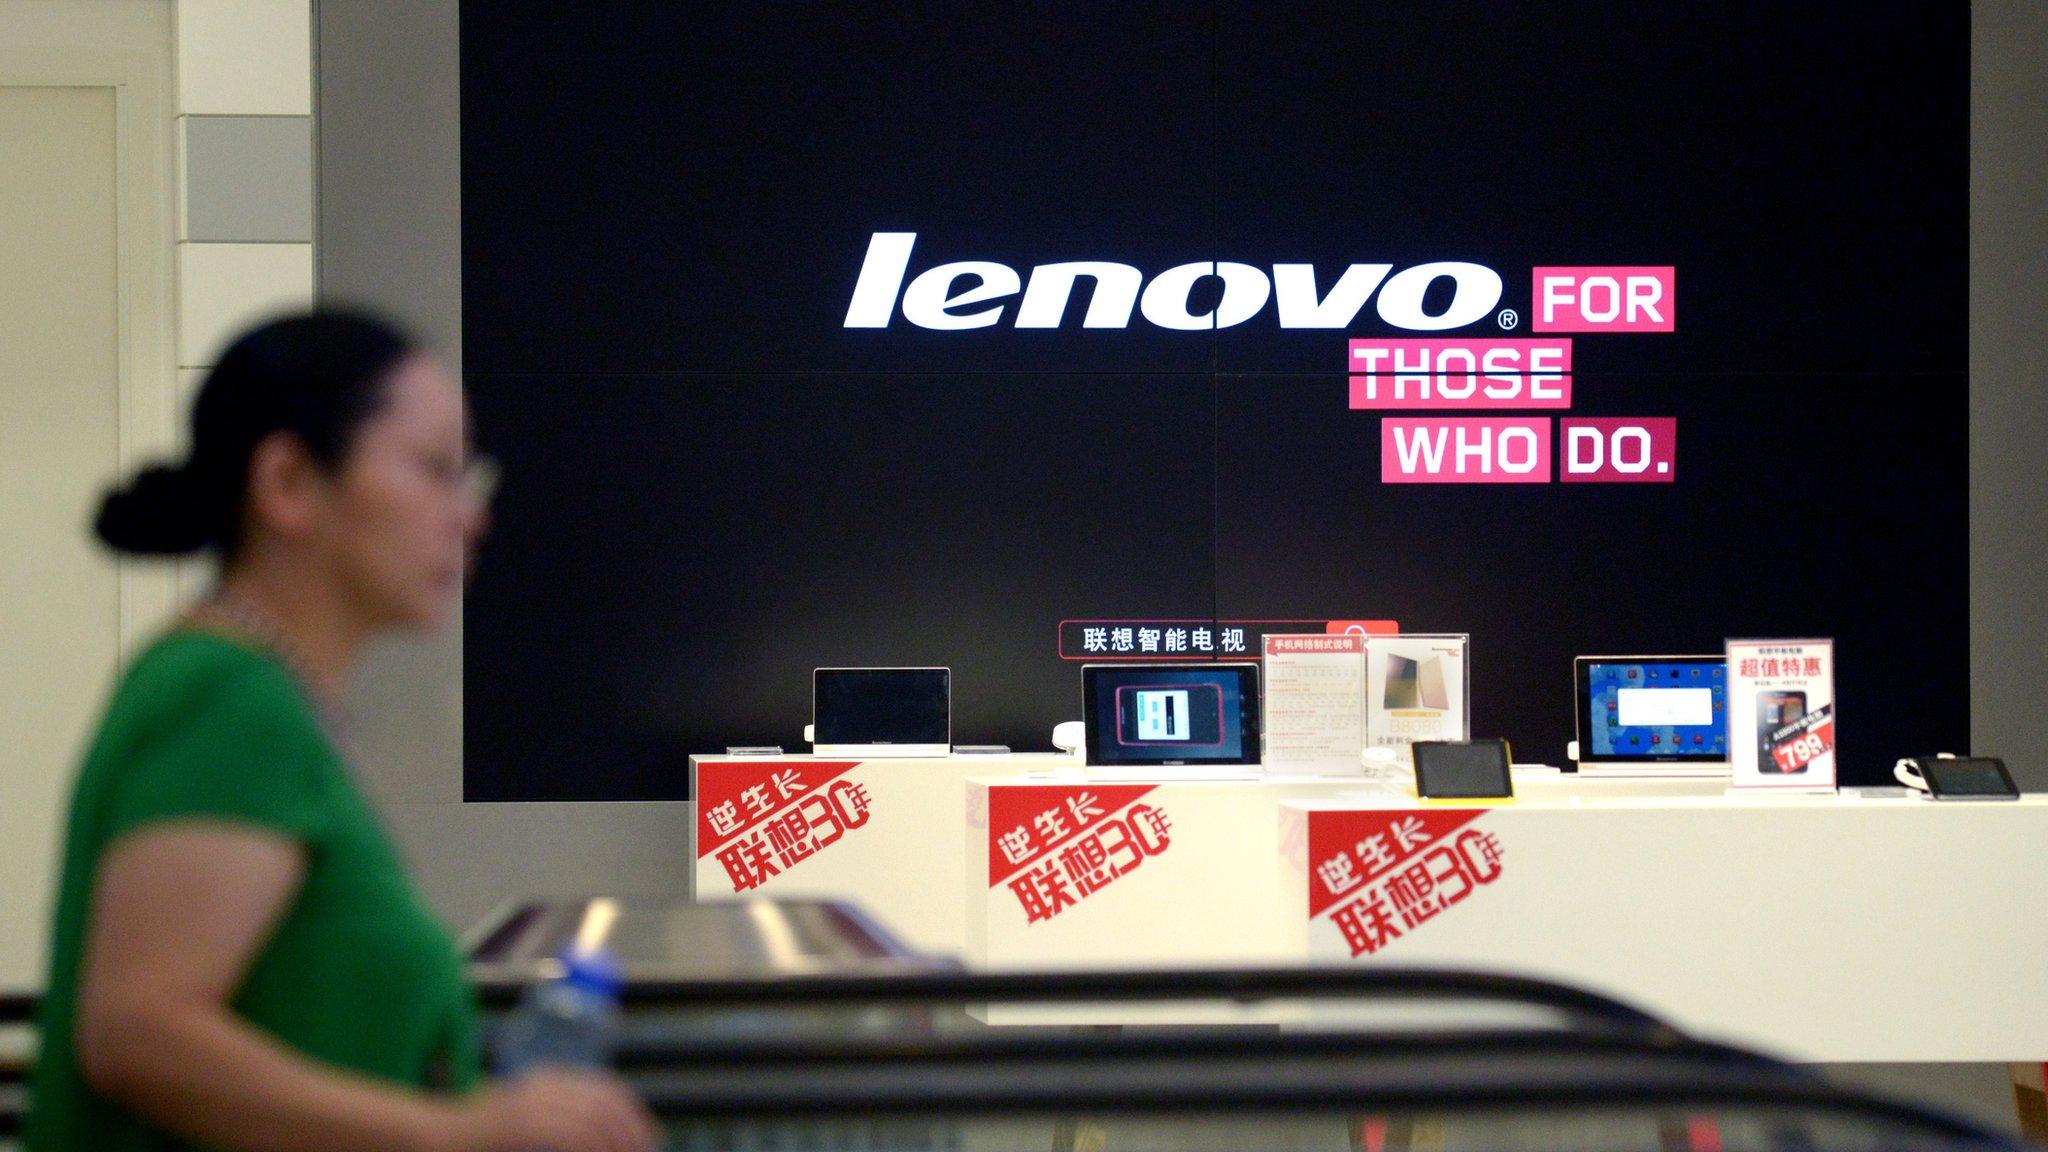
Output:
[26,313,656,1152]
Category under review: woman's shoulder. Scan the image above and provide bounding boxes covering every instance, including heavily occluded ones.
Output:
[82,628,341,842]
[125,625,288,687]
[108,628,310,735]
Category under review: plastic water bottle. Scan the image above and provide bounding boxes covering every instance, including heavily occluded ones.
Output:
[493,946,625,1076]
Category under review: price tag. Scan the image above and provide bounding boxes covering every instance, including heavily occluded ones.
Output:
[1766,705,1835,774]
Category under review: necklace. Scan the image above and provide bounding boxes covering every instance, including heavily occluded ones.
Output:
[189,590,354,747]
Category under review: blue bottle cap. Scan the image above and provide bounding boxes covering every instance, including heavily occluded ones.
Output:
[557,946,624,999]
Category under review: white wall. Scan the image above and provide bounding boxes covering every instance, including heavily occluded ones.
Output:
[175,0,316,395]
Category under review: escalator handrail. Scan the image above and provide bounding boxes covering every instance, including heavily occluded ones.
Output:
[476,965,1672,1037]
[608,1019,1704,1071]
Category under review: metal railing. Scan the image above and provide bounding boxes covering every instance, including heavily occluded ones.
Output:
[589,967,2010,1149]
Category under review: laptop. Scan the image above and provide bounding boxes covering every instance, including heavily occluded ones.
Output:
[1082,663,1262,779]
[812,667,951,758]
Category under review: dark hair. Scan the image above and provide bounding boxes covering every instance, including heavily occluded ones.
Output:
[95,310,416,558]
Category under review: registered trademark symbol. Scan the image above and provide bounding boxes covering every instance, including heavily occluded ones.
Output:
[1496,308,1520,330]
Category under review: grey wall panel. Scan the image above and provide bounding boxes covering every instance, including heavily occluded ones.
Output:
[316,0,695,932]
[1970,1,2048,791]
[387,801,697,937]
[185,115,312,242]
[313,0,461,360]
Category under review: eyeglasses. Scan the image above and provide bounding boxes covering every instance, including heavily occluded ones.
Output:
[463,455,501,505]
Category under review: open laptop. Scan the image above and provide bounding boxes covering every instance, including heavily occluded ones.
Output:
[812,667,951,758]
[1572,655,1729,777]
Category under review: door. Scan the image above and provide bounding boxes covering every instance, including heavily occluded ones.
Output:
[0,84,125,993]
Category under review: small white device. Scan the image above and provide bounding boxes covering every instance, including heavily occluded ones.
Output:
[1894,754,1945,792]
[1051,721,1086,757]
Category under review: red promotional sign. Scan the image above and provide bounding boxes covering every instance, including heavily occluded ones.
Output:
[1058,618,1399,660]
[696,760,872,893]
[1307,809,1506,958]
[987,785,1171,924]
[1766,705,1837,774]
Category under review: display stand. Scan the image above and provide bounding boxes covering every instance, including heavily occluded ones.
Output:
[692,754,2048,1060]
[961,770,1719,1023]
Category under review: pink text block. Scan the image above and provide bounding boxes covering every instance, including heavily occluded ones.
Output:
[1532,266,1675,332]
[1349,339,1572,409]
[1559,417,1677,483]
[1381,418,1553,484]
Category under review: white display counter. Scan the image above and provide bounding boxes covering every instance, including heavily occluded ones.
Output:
[690,753,1509,954]
[690,756,1706,956]
[693,754,2048,1060]
[1280,792,2048,1062]
[961,769,1718,1024]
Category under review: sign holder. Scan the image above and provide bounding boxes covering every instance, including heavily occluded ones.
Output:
[1724,638,1836,792]
[1363,634,1471,765]
[1261,633,1367,775]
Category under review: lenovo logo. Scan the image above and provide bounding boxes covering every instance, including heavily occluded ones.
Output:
[843,232,1504,332]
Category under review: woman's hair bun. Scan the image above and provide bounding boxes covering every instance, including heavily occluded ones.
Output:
[90,310,415,560]
[94,463,218,556]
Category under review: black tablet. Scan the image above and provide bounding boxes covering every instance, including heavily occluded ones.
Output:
[812,667,951,756]
[1413,739,1514,799]
[1917,757,2021,801]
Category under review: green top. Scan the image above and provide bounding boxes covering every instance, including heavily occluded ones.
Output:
[25,630,480,1152]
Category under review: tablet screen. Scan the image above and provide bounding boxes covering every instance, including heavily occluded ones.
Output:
[1413,740,1513,798]
[1924,758,2019,799]
[1576,656,1727,762]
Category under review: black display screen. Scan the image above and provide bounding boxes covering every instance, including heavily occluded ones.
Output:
[813,669,950,747]
[460,4,1967,799]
